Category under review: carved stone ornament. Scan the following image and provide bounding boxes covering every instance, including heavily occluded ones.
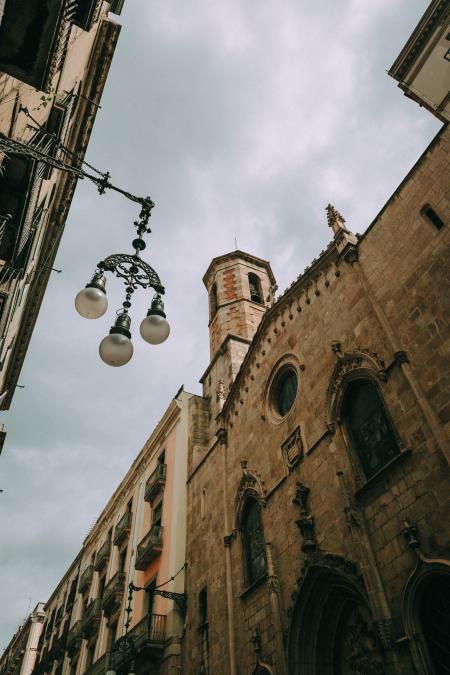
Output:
[402,519,420,551]
[216,379,228,410]
[293,482,316,552]
[292,482,310,512]
[326,349,388,424]
[281,427,304,470]
[373,618,393,651]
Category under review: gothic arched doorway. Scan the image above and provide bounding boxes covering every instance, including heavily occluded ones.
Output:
[287,563,385,675]
[420,574,450,674]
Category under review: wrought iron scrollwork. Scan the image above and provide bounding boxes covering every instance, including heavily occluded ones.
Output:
[100,254,164,293]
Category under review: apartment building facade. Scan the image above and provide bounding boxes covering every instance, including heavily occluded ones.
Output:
[0,0,123,417]
[31,389,201,675]
[0,604,45,675]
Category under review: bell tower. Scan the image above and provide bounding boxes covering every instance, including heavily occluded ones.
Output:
[201,250,276,421]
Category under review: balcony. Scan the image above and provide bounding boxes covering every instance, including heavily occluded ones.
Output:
[135,526,163,571]
[112,615,166,671]
[79,565,94,594]
[101,572,126,618]
[66,620,83,656]
[113,511,132,546]
[82,599,102,638]
[144,464,166,503]
[94,540,111,572]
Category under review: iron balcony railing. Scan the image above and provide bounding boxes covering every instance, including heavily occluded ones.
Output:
[94,540,111,571]
[82,598,102,637]
[102,571,126,617]
[79,565,94,594]
[113,511,132,546]
[135,525,163,571]
[144,464,166,503]
[112,614,166,671]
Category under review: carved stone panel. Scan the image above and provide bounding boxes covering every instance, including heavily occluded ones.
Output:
[281,426,304,470]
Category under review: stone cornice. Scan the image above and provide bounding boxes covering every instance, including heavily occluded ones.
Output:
[202,249,276,288]
[199,333,252,383]
[388,0,449,82]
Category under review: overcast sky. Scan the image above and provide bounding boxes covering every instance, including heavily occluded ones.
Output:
[0,0,441,648]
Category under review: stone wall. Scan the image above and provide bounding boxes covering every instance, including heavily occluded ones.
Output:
[184,126,450,674]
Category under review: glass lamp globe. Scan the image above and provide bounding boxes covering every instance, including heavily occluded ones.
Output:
[99,313,133,367]
[106,670,116,675]
[140,294,170,345]
[75,273,107,319]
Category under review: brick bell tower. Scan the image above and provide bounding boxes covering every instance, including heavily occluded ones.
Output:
[201,250,276,420]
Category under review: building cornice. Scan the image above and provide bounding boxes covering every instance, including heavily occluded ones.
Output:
[388,0,450,82]
[203,249,276,288]
[82,390,197,548]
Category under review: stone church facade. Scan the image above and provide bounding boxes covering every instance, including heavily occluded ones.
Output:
[183,122,450,675]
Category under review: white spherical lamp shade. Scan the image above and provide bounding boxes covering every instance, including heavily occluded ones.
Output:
[140,314,170,345]
[75,286,108,319]
[99,333,133,367]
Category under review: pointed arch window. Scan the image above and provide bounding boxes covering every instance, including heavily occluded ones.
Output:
[242,498,267,585]
[209,283,218,319]
[248,273,263,304]
[342,380,400,480]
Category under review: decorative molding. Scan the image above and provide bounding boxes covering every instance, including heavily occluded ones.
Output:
[234,460,267,529]
[326,348,388,424]
[281,427,304,471]
[374,618,394,651]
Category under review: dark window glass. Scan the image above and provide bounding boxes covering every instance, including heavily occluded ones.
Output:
[422,204,445,231]
[199,587,207,624]
[276,370,297,417]
[420,575,450,675]
[152,502,162,527]
[210,283,218,319]
[248,273,263,304]
[242,499,267,585]
[343,380,400,480]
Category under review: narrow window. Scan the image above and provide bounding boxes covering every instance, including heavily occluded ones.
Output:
[248,273,263,304]
[158,450,165,464]
[201,488,206,519]
[242,499,267,585]
[210,283,218,319]
[144,579,157,615]
[97,575,105,600]
[152,502,163,528]
[199,587,208,625]
[342,380,400,480]
[421,204,444,231]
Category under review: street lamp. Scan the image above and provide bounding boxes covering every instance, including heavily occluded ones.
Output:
[0,132,171,368]
[74,199,170,367]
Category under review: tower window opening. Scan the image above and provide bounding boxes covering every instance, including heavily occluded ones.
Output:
[248,273,263,304]
[421,204,444,231]
[209,283,218,319]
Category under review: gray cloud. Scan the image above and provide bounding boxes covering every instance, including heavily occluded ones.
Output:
[0,0,440,647]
